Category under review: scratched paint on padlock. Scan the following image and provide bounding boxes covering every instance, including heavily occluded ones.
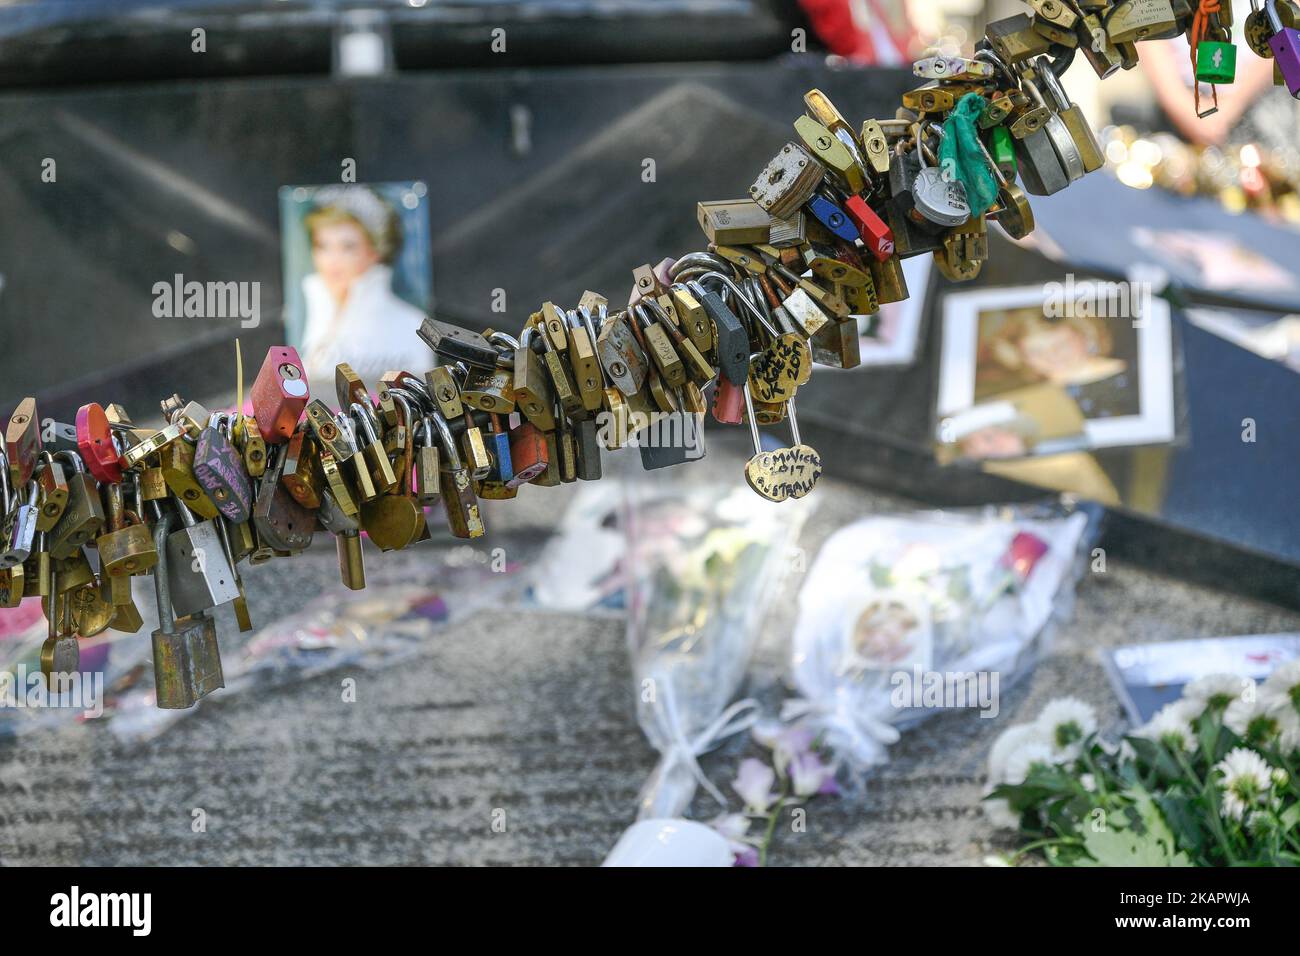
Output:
[748,335,811,404]
[744,445,823,502]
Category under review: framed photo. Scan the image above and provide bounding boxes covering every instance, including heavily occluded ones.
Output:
[279,181,433,385]
[935,283,1175,462]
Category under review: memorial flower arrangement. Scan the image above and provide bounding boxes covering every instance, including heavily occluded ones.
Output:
[983,665,1300,866]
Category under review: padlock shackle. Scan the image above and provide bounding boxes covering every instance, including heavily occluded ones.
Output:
[428,410,463,472]
[170,492,197,529]
[152,510,176,636]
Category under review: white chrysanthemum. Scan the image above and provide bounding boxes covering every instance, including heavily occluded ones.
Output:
[1214,747,1275,822]
[1183,674,1253,714]
[1225,694,1287,748]
[1262,660,1300,716]
[1276,708,1300,755]
[1036,697,1098,760]
[1134,699,1199,752]
[987,722,1049,784]
[1004,742,1057,786]
[1080,773,1097,793]
[983,797,1020,829]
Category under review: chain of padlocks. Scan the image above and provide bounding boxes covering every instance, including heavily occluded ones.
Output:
[0,0,1294,709]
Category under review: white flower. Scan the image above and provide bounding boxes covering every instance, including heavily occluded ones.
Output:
[982,797,1020,830]
[1134,700,1198,752]
[1224,694,1287,748]
[1004,742,1057,786]
[1036,697,1098,760]
[1183,674,1253,714]
[1261,660,1300,716]
[1214,747,1276,822]
[987,722,1049,785]
[1080,773,1097,793]
[1276,708,1300,755]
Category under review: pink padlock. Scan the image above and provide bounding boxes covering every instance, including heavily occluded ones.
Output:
[712,378,745,425]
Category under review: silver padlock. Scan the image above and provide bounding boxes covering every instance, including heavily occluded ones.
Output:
[1013,73,1080,195]
[0,481,38,569]
[150,509,225,710]
[164,494,241,618]
[911,127,971,227]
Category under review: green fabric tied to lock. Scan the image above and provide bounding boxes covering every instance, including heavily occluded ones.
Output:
[939,92,998,218]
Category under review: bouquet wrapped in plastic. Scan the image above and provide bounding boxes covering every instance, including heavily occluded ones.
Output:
[625,480,811,819]
[785,503,1096,772]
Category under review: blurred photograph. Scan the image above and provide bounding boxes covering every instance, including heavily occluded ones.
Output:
[279,182,432,384]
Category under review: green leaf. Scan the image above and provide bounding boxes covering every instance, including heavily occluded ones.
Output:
[1082,824,1192,867]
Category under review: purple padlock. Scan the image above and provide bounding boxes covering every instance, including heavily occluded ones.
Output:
[193,415,253,524]
[1268,0,1300,98]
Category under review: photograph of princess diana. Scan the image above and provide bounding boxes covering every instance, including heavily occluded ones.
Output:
[936,284,1175,463]
[279,182,433,385]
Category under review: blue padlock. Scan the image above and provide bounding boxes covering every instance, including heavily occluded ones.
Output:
[806,194,861,243]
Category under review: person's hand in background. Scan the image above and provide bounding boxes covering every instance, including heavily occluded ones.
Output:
[1139,37,1276,146]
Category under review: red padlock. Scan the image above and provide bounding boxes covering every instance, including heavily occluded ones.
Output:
[711,377,745,425]
[506,423,549,488]
[250,346,309,444]
[76,402,122,484]
[844,196,896,263]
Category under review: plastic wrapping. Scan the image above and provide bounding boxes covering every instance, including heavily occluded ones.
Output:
[786,503,1096,772]
[528,466,811,820]
[624,479,811,819]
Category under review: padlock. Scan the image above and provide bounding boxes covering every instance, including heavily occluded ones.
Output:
[810,318,862,369]
[506,422,550,488]
[232,414,267,477]
[250,345,309,443]
[193,413,253,524]
[431,411,484,538]
[165,495,242,617]
[988,125,1019,180]
[806,193,860,243]
[794,115,867,194]
[34,452,69,532]
[637,407,707,471]
[595,309,650,399]
[513,326,559,429]
[22,531,50,597]
[280,429,324,510]
[96,481,157,578]
[69,579,115,638]
[159,438,220,520]
[688,280,750,385]
[564,308,605,412]
[740,381,821,501]
[1011,81,1074,199]
[40,563,79,683]
[1036,62,1106,173]
[1196,23,1237,84]
[643,298,714,386]
[697,199,772,246]
[418,318,501,369]
[633,301,686,389]
[1266,0,1300,96]
[535,319,582,417]
[413,417,441,503]
[986,13,1054,63]
[5,397,41,487]
[750,142,824,219]
[359,449,426,553]
[250,450,316,555]
[461,364,517,415]
[76,402,123,485]
[1106,0,1180,43]
[574,418,602,481]
[48,453,105,560]
[712,377,746,425]
[318,488,365,591]
[150,509,224,709]
[911,128,971,228]
[349,402,398,494]
[0,481,38,569]
[484,414,514,486]
[0,565,23,608]
[844,196,896,262]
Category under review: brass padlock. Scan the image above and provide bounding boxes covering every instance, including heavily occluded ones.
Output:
[48,452,105,560]
[96,481,158,579]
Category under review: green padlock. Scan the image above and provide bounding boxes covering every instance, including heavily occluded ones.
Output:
[1197,37,1237,84]
[988,125,1018,182]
